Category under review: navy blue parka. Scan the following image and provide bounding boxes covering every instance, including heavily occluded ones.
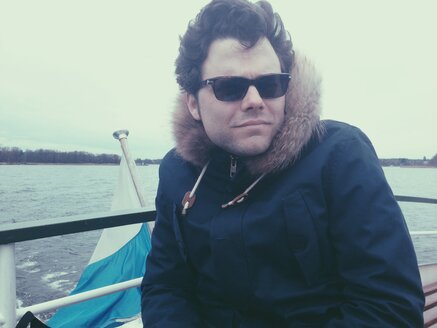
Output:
[141,53,424,327]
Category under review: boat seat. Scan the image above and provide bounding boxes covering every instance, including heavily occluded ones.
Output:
[424,281,437,328]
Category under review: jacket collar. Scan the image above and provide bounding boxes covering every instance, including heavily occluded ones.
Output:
[172,52,324,176]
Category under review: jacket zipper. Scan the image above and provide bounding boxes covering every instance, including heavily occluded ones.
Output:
[230,156,237,179]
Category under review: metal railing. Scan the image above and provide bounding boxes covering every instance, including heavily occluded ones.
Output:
[0,208,156,328]
[0,196,436,328]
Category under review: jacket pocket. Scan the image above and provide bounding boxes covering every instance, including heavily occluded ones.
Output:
[282,191,322,286]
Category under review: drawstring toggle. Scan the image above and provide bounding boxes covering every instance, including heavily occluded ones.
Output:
[181,192,196,215]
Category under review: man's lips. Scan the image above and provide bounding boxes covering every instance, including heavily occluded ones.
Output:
[235,120,270,127]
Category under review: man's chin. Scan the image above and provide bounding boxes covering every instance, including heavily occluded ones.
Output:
[227,140,271,158]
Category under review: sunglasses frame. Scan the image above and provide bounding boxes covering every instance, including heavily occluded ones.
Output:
[199,73,291,101]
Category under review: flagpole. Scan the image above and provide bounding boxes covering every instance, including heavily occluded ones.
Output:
[112,129,147,209]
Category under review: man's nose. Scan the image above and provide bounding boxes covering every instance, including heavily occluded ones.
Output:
[241,85,264,111]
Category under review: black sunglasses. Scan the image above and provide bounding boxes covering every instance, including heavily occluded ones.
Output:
[199,73,291,102]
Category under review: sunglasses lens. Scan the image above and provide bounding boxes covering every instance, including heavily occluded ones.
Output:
[213,77,248,101]
[207,74,290,101]
[256,74,290,98]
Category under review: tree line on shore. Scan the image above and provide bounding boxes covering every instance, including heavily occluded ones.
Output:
[0,146,161,165]
[380,156,437,167]
[0,146,435,167]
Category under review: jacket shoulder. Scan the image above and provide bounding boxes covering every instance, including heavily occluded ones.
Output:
[160,148,193,172]
[158,148,198,194]
[322,120,367,138]
[320,120,376,152]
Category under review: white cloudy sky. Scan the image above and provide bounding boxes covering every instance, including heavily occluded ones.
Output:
[1,0,436,159]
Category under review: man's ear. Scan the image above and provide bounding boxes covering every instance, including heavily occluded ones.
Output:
[186,93,201,121]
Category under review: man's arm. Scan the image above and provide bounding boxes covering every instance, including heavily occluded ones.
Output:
[141,176,203,327]
[324,127,424,327]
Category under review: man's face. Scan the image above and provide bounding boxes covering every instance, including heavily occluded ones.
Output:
[187,37,286,157]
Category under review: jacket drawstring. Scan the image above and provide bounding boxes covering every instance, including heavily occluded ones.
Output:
[181,161,210,216]
[221,173,265,209]
[181,161,266,215]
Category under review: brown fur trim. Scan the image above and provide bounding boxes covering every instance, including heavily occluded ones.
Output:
[172,94,213,167]
[172,52,322,175]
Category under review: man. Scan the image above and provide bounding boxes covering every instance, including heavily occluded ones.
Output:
[141,0,424,326]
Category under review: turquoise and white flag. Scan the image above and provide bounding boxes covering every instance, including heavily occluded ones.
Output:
[49,156,151,327]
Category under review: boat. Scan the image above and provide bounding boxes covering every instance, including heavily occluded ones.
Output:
[0,131,436,328]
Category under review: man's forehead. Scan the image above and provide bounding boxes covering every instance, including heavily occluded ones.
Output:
[201,37,281,79]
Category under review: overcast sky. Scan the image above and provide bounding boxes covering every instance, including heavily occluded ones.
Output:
[1,0,436,160]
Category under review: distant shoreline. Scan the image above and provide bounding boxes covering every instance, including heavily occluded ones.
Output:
[0,162,434,168]
[0,162,158,166]
[395,165,437,169]
[2,146,432,167]
[0,162,119,166]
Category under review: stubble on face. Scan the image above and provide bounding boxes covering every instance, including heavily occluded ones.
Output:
[197,101,285,157]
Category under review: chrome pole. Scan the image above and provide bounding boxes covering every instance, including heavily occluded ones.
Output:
[112,130,146,207]
[113,130,152,234]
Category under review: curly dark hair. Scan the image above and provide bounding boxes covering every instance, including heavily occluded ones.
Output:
[175,0,294,95]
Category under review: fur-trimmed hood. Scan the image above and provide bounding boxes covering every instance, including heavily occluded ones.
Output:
[172,52,323,176]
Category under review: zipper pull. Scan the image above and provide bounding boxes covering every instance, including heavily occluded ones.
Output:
[230,156,237,179]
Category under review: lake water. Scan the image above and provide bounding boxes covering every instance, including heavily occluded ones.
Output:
[0,165,436,318]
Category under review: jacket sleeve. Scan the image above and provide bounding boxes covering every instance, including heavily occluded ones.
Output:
[324,128,424,327]
[141,170,203,327]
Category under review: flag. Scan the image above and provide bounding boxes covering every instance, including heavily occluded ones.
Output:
[49,156,151,327]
